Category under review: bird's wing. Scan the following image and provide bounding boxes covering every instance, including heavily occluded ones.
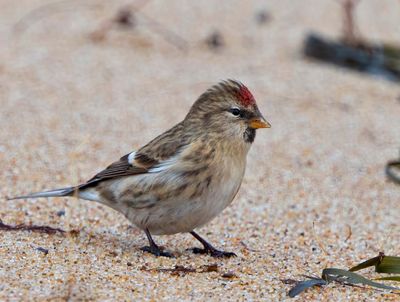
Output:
[79,152,149,189]
[91,152,148,179]
[80,150,165,188]
[80,148,186,190]
[79,121,190,189]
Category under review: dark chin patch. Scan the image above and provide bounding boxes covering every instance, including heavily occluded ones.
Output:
[244,128,256,143]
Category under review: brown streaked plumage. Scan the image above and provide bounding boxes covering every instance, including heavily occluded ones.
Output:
[8,80,270,258]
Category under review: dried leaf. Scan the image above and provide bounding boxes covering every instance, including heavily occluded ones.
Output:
[221,272,237,279]
[202,264,218,272]
[386,160,400,184]
[0,219,65,234]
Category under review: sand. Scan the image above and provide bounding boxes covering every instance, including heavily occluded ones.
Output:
[0,0,399,301]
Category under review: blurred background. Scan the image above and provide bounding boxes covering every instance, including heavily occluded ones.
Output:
[0,0,399,300]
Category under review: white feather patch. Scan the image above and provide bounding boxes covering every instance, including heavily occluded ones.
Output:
[148,152,181,173]
[127,151,136,164]
[79,189,100,202]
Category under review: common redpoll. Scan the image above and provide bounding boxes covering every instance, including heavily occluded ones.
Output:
[9,80,270,258]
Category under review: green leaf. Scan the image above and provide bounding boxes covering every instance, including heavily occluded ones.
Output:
[376,256,400,274]
[376,276,400,282]
[323,268,400,291]
[349,254,383,272]
[285,255,400,298]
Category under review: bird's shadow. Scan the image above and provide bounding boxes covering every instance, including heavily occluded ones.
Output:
[70,226,187,258]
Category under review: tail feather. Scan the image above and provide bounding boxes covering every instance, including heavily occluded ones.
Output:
[7,187,77,200]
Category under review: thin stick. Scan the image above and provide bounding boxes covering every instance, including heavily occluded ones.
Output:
[312,221,329,256]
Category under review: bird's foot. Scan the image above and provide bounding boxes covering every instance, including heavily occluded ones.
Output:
[141,246,174,258]
[189,247,236,258]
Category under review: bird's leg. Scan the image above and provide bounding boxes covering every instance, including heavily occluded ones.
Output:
[189,231,236,258]
[140,229,174,258]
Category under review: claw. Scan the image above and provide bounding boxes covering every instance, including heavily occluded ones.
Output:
[189,231,236,258]
[189,247,236,258]
[141,246,175,258]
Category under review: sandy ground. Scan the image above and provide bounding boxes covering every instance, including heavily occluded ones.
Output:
[0,0,399,301]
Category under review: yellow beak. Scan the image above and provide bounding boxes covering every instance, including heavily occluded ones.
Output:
[249,118,271,129]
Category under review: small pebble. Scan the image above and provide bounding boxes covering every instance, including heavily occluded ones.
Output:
[56,210,65,217]
[36,247,49,255]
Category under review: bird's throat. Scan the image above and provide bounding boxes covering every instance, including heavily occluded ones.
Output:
[244,127,256,143]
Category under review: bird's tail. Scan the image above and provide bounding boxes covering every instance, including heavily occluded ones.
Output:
[7,187,77,201]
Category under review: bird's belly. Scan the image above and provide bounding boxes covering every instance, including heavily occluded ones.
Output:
[137,184,240,235]
[122,168,244,235]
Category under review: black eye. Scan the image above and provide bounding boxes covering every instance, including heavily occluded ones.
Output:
[230,108,241,116]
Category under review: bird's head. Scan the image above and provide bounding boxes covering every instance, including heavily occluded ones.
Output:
[185,80,270,144]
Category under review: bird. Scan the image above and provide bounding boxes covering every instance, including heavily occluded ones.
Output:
[8,80,270,258]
